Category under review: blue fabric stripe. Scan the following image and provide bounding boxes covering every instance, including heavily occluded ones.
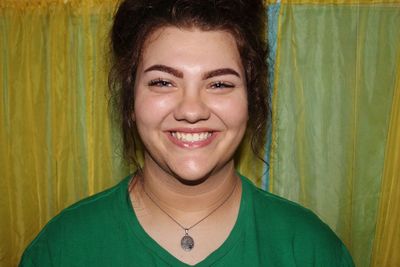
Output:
[262,3,280,191]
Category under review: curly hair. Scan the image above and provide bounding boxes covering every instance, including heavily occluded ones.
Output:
[109,0,270,167]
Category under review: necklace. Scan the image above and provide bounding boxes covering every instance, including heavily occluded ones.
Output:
[142,178,238,252]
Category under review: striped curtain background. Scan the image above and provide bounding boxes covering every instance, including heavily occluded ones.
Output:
[265,1,400,266]
[1,0,399,266]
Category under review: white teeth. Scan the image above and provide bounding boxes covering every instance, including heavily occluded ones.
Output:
[171,132,212,142]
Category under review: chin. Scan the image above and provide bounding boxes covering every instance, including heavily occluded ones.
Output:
[173,170,211,186]
[168,159,233,186]
[169,167,214,186]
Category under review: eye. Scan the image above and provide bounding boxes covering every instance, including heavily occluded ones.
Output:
[148,78,174,87]
[209,81,235,89]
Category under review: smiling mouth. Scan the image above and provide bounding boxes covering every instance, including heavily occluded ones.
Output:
[170,132,213,142]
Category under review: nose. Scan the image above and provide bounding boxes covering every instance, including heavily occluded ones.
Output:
[173,89,211,123]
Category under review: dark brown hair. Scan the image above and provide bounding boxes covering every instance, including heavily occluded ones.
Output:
[109,0,270,167]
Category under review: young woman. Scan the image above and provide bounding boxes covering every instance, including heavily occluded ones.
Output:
[20,0,354,266]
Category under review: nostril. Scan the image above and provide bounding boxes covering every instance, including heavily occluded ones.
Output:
[173,97,211,122]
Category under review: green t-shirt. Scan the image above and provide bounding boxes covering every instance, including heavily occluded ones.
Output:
[20,175,355,266]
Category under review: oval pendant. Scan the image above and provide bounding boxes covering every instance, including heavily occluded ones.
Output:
[181,234,194,252]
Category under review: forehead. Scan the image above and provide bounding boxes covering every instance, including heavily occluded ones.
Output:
[140,26,243,70]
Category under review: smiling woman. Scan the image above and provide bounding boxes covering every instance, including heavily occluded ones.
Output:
[19,0,354,266]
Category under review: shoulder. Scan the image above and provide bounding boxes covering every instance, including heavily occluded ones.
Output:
[243,176,336,236]
[45,176,129,228]
[20,176,132,265]
[241,176,354,266]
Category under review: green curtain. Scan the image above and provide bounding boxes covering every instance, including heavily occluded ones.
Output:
[269,1,400,267]
[1,1,400,266]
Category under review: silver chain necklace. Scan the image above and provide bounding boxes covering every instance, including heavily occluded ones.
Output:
[142,179,238,252]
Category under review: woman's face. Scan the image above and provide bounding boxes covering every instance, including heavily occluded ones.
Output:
[134,27,248,182]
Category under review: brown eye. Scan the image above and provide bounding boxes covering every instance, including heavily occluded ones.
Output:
[148,79,174,87]
[210,81,235,89]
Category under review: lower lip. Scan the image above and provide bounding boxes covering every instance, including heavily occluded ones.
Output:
[167,132,217,149]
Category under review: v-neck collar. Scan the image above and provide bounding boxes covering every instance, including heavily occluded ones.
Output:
[121,175,250,266]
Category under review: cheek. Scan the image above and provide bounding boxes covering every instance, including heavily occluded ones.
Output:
[134,92,176,125]
[208,94,248,127]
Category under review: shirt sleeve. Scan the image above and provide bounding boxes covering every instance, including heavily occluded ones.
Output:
[19,256,36,267]
[19,236,54,267]
[339,243,355,267]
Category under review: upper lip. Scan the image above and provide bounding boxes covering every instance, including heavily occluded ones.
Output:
[166,128,216,133]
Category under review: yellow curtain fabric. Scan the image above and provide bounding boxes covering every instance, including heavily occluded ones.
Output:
[370,52,400,266]
[0,2,131,265]
[269,2,400,267]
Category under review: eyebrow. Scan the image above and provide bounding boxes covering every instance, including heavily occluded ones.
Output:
[144,65,183,78]
[144,64,240,79]
[203,68,241,79]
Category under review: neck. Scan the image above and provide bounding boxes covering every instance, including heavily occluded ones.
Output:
[135,162,240,216]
